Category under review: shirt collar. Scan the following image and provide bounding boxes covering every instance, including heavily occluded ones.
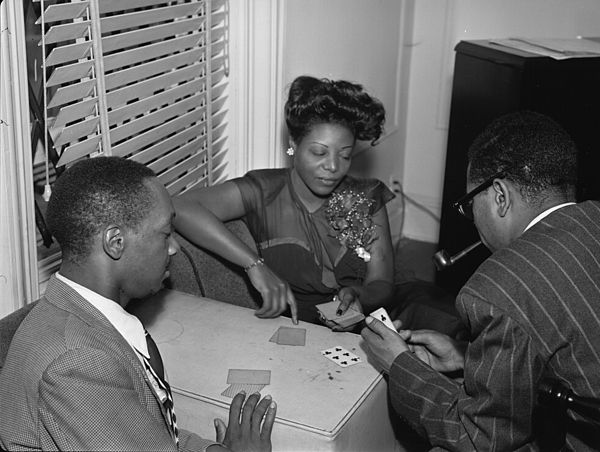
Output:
[524,202,575,232]
[55,272,149,359]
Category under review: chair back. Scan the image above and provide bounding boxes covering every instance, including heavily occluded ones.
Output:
[534,378,600,448]
[0,302,38,370]
[538,379,600,422]
[167,220,261,309]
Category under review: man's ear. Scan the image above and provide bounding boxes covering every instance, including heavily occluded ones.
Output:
[103,225,124,260]
[492,179,511,218]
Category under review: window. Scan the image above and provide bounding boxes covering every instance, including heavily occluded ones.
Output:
[31,0,230,287]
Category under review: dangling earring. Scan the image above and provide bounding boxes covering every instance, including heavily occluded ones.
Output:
[286,147,295,156]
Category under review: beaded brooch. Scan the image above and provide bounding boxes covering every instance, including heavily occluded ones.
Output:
[325,189,376,262]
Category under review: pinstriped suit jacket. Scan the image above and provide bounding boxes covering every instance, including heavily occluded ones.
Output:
[0,276,216,451]
[389,201,600,451]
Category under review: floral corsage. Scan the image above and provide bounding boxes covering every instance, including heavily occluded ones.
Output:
[325,189,376,262]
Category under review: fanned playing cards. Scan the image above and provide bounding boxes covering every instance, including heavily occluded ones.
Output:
[316,300,365,329]
[221,369,271,398]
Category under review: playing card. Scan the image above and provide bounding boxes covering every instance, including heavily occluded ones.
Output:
[269,326,307,345]
[276,326,306,346]
[316,300,365,328]
[321,346,362,368]
[227,369,271,385]
[369,307,396,331]
[221,369,271,398]
[221,383,266,398]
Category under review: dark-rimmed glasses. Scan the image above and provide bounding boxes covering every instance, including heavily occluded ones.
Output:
[453,171,506,220]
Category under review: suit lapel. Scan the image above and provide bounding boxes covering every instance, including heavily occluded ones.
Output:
[43,276,174,431]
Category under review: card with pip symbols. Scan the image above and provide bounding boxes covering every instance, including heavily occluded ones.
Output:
[369,307,396,332]
[321,346,362,368]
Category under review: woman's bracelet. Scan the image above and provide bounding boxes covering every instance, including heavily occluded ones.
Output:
[243,257,265,273]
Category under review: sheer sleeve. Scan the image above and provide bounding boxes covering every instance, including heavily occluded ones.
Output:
[368,179,395,213]
[230,169,288,244]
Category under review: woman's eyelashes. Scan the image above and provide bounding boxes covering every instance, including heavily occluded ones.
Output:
[309,148,352,160]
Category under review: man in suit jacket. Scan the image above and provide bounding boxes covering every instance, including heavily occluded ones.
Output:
[362,111,600,450]
[0,157,276,451]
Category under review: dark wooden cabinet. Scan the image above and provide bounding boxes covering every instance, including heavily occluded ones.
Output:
[436,39,600,295]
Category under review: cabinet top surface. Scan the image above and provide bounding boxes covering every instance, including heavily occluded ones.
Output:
[456,38,600,62]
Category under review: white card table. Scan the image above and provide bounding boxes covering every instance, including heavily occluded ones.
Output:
[131,289,403,452]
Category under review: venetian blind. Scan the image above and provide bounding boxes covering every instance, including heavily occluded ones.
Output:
[38,0,229,196]
[34,0,229,289]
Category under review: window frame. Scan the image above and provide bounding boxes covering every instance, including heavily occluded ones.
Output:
[0,0,282,313]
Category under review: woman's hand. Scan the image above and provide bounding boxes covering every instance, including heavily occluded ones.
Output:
[335,286,361,315]
[319,288,363,332]
[246,263,298,324]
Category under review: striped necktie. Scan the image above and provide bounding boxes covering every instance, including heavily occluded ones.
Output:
[143,330,179,444]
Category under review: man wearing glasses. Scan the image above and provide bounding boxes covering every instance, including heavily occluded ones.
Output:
[362,111,600,450]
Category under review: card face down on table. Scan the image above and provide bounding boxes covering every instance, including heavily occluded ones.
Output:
[221,369,271,398]
[269,326,306,346]
[316,300,365,329]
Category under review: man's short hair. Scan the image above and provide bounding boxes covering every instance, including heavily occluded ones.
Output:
[47,157,157,263]
[468,111,578,201]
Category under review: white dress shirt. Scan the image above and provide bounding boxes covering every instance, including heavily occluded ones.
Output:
[524,202,575,232]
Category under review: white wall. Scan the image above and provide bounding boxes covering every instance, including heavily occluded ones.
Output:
[278,0,600,243]
[402,0,600,242]
[280,0,414,244]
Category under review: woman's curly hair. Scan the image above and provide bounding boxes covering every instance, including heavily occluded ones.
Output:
[285,75,385,145]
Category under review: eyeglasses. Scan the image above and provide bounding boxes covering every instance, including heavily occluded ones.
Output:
[453,171,506,220]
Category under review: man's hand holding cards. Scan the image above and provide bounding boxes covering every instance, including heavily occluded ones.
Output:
[361,308,412,374]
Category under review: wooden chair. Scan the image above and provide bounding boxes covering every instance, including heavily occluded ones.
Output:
[166,220,261,310]
[0,302,38,371]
